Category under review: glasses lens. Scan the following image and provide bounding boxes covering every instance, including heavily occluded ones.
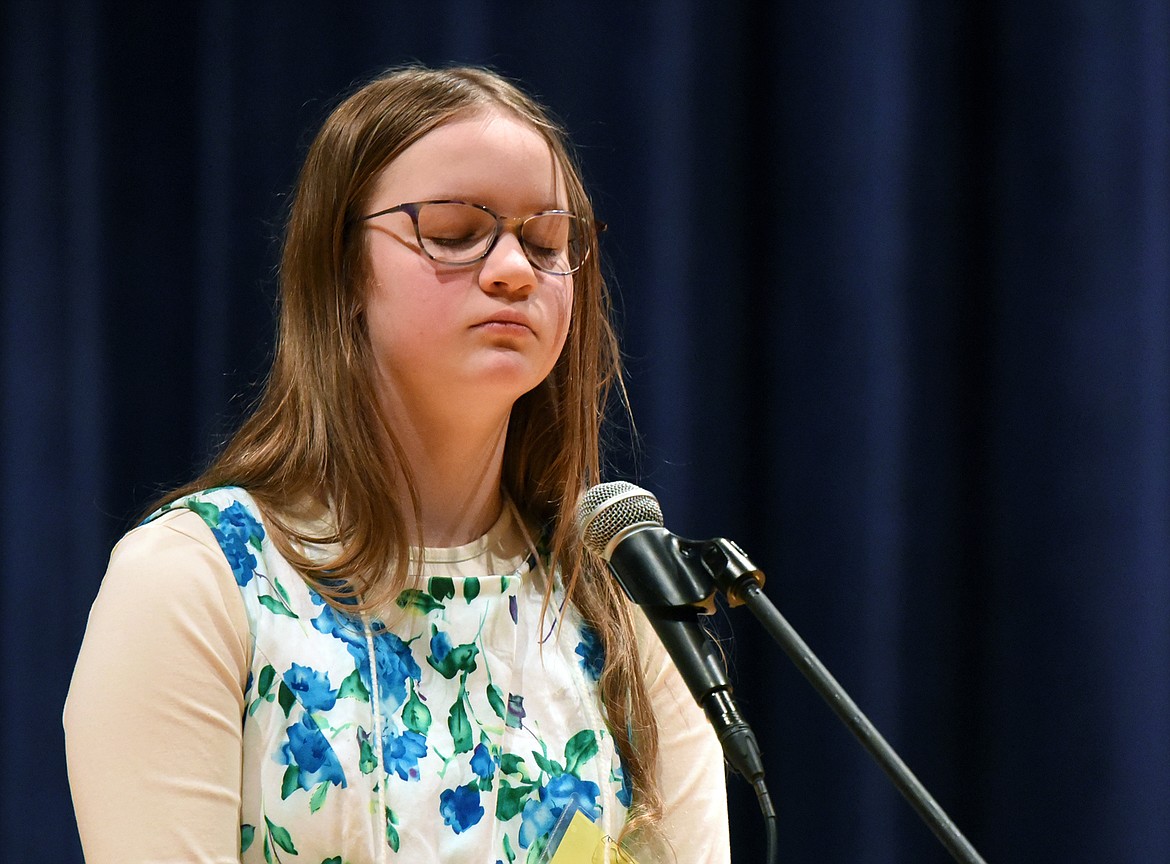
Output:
[522,213,582,274]
[415,203,497,263]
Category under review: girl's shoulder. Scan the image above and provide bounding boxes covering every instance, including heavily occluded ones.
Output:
[141,486,274,586]
[147,485,265,533]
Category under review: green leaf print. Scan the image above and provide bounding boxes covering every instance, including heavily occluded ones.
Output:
[273,577,292,605]
[449,695,473,753]
[464,576,481,601]
[428,641,480,679]
[186,499,221,528]
[428,576,456,601]
[526,835,549,864]
[337,668,369,702]
[278,681,297,717]
[531,750,564,777]
[386,807,401,852]
[265,816,298,855]
[451,642,480,674]
[240,824,255,853]
[281,765,301,800]
[499,753,527,777]
[564,730,600,776]
[321,858,342,864]
[359,730,378,774]
[258,664,276,698]
[310,781,329,813]
[396,588,446,615]
[402,680,432,734]
[258,594,299,619]
[496,778,538,821]
[487,683,506,720]
[503,832,517,864]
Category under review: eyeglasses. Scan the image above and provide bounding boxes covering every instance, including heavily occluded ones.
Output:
[360,200,593,276]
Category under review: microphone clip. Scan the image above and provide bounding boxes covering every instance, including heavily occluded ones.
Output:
[606,528,765,614]
[699,537,766,607]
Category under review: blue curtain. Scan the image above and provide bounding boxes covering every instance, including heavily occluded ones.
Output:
[4,1,1167,861]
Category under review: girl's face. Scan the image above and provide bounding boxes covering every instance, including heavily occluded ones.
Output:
[361,109,574,428]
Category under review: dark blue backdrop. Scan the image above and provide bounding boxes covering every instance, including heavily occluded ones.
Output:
[4,1,1168,862]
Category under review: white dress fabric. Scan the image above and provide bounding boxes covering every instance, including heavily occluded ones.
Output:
[65,487,731,864]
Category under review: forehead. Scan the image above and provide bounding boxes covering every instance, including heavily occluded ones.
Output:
[372,109,567,211]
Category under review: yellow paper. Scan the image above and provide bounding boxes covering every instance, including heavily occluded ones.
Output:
[546,811,642,864]
[547,810,604,864]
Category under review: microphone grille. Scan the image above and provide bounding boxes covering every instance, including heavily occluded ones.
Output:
[577,481,664,557]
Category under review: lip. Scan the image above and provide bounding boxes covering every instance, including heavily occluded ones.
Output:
[472,310,535,334]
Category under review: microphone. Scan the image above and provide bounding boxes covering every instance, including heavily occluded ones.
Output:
[579,483,988,864]
[576,481,765,786]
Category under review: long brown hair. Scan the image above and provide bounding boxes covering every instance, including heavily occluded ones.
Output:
[163,66,663,836]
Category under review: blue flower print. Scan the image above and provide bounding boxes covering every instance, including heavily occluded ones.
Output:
[546,773,602,820]
[439,783,485,834]
[219,499,265,541]
[518,773,602,848]
[518,795,557,848]
[283,663,338,713]
[574,625,604,682]
[218,536,257,586]
[209,501,265,586]
[430,629,453,664]
[278,714,347,791]
[382,727,427,781]
[371,628,422,709]
[311,602,364,648]
[470,743,497,779]
[312,606,421,711]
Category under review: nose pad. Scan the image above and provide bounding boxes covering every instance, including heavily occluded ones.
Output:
[479,230,537,293]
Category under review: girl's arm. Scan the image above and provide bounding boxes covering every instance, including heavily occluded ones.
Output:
[634,609,733,864]
[65,509,250,863]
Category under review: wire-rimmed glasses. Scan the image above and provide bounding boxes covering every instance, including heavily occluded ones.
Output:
[361,199,592,276]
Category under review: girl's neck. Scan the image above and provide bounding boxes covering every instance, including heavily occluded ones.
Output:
[382,400,512,548]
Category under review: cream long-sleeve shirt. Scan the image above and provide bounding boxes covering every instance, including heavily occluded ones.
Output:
[65,491,730,863]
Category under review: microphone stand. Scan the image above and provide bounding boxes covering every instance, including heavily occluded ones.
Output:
[697,538,988,864]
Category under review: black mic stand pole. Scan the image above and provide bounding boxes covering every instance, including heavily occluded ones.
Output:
[700,539,988,864]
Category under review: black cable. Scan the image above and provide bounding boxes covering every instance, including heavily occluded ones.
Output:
[753,777,779,864]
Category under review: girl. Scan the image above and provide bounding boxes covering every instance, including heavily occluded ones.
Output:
[65,65,730,864]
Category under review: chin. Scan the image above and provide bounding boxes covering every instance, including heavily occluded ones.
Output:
[472,359,550,404]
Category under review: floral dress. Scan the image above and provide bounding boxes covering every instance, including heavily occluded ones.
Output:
[154,487,631,864]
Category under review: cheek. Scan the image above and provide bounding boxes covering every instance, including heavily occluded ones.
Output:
[365,257,448,337]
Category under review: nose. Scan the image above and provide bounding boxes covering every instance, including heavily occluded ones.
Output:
[478,229,537,296]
